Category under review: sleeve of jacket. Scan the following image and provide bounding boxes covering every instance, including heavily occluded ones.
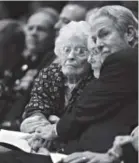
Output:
[56,48,138,141]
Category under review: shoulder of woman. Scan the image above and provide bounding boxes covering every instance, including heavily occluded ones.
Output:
[38,63,63,82]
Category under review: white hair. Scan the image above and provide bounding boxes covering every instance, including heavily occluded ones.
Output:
[28,7,59,27]
[54,21,92,57]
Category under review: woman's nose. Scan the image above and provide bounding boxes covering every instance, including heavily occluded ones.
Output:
[67,50,75,59]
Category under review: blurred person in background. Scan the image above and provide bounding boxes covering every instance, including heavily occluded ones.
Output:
[54,4,87,36]
[17,6,58,95]
[23,7,58,70]
[1,7,59,130]
[0,19,25,128]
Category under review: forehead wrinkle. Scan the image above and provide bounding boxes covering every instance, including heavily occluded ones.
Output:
[61,36,87,48]
[90,16,115,35]
[27,13,53,28]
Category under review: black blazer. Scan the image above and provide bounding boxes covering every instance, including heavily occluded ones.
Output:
[56,48,138,154]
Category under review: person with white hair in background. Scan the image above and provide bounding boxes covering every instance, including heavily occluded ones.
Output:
[20,21,94,153]
[59,5,138,163]
[54,4,87,36]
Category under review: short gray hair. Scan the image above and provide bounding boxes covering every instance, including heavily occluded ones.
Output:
[54,21,92,57]
[29,7,59,27]
[89,5,138,38]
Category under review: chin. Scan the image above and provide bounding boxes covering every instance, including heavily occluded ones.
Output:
[62,68,76,76]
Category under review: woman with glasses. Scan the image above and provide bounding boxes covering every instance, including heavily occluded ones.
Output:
[20,21,93,152]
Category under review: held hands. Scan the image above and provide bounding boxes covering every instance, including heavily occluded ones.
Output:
[25,124,58,152]
[20,115,50,133]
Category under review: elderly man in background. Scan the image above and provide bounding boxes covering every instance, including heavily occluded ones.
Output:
[20,7,59,89]
[54,4,86,36]
[1,8,59,130]
[59,5,138,163]
[20,21,93,151]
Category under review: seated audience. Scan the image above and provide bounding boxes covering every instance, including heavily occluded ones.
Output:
[54,4,87,36]
[23,5,138,157]
[20,21,93,148]
[0,19,25,127]
[2,8,59,130]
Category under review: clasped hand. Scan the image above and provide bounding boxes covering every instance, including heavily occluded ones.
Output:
[25,124,57,152]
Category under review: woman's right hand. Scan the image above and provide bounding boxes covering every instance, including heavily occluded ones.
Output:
[20,114,49,133]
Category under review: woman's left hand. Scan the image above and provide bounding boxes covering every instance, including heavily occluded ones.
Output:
[62,151,116,163]
[24,124,57,151]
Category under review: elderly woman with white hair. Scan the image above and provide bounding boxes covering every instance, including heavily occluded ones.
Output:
[20,21,94,152]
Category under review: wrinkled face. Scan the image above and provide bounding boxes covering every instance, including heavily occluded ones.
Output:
[54,6,84,35]
[88,16,130,70]
[58,36,90,77]
[25,13,53,53]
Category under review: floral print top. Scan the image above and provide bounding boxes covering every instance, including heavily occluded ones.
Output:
[23,63,94,119]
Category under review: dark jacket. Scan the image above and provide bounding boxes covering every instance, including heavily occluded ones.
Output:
[56,48,138,154]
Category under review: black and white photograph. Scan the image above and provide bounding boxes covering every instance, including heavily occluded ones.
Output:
[0,1,137,163]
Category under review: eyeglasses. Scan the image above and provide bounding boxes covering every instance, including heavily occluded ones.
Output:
[62,46,88,57]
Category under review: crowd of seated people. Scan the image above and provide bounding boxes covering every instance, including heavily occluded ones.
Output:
[0,2,137,163]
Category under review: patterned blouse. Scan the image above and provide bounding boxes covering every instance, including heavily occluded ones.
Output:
[23,63,94,119]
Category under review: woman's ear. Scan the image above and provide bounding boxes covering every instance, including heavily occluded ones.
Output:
[126,25,137,45]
